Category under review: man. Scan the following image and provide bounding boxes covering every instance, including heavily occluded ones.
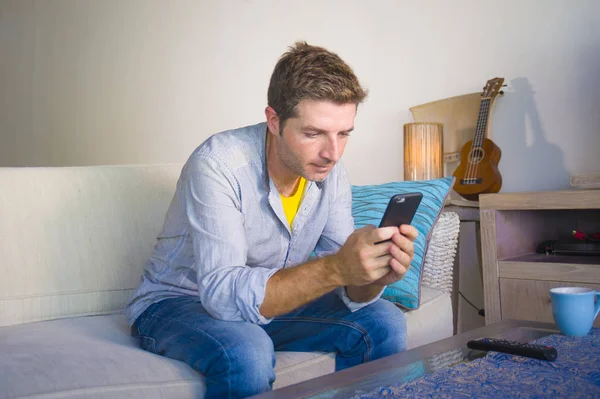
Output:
[125,41,418,399]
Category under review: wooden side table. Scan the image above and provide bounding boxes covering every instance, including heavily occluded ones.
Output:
[479,190,600,326]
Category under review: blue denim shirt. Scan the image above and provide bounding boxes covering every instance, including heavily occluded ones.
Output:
[125,122,384,326]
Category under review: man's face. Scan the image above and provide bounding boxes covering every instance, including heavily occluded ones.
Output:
[273,100,356,182]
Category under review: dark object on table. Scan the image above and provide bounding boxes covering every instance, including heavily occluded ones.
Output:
[467,338,557,361]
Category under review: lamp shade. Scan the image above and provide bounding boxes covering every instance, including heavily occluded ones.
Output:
[404,122,443,181]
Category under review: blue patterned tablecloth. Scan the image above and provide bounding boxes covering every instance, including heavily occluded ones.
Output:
[356,328,600,398]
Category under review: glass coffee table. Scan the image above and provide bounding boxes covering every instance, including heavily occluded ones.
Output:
[251,320,558,399]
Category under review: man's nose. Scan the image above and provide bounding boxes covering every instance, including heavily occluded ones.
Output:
[320,137,342,163]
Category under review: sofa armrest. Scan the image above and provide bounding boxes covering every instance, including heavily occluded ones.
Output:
[421,211,460,294]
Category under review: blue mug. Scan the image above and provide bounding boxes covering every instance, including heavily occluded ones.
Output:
[550,287,600,336]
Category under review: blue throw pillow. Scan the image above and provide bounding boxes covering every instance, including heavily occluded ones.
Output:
[351,176,455,310]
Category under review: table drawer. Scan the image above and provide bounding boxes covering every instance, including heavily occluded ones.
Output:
[500,279,600,327]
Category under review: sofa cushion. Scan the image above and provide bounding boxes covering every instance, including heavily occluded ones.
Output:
[351,177,455,310]
[0,314,204,399]
[0,289,451,399]
[405,286,453,349]
[0,165,184,328]
[0,313,337,399]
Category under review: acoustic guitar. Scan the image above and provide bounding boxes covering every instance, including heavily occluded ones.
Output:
[452,78,504,201]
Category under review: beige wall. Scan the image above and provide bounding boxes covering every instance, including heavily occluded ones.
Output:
[1,0,599,192]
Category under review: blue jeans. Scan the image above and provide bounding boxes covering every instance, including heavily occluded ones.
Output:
[133,292,407,399]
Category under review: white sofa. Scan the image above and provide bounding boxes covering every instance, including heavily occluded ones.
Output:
[0,164,459,399]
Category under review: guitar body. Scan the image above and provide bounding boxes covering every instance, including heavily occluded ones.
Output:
[451,77,505,201]
[453,138,502,201]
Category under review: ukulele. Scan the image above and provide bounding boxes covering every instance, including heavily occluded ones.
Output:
[452,78,504,201]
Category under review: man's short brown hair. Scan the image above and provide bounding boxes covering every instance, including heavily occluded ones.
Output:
[267,41,368,128]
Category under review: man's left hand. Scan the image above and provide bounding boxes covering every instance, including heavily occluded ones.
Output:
[373,224,418,287]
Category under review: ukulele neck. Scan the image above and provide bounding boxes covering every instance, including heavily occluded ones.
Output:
[472,97,492,148]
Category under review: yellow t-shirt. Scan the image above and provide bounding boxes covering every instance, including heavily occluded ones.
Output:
[280,177,307,228]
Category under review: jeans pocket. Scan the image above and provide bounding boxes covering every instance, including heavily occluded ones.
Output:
[139,335,158,354]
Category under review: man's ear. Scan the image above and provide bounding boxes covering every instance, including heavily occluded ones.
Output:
[265,106,280,136]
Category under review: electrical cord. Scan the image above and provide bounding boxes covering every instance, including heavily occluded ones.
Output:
[459,291,485,317]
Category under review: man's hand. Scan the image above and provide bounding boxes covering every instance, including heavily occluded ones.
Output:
[372,224,418,286]
[339,223,418,303]
[331,224,417,287]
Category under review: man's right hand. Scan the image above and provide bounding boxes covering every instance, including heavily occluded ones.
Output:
[329,225,401,287]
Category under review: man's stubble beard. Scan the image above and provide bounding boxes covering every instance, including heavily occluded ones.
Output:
[277,135,316,182]
[277,126,332,183]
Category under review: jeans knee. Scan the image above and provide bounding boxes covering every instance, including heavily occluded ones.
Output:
[375,307,407,355]
[334,300,407,371]
[226,333,276,375]
[358,300,407,360]
[373,299,407,356]
[209,326,276,397]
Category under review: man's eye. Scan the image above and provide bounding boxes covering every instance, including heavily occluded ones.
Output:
[339,132,351,138]
[304,133,319,138]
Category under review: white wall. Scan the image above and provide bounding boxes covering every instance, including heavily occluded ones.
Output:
[1,0,599,192]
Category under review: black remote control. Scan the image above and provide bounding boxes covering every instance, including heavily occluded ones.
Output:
[467,338,557,361]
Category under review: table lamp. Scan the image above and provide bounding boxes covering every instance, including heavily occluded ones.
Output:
[404,122,444,181]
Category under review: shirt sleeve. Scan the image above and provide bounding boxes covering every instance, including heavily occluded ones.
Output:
[183,154,277,325]
[314,163,386,311]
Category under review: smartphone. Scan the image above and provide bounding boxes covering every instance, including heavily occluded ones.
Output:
[378,192,423,228]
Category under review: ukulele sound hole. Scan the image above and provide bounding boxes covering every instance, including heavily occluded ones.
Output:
[468,148,485,163]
